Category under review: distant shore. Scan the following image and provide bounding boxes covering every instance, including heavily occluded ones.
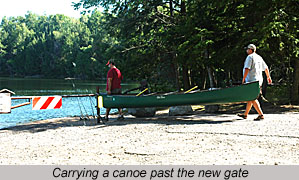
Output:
[0,105,298,165]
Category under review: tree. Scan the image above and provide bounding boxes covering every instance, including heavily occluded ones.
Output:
[0,0,297,103]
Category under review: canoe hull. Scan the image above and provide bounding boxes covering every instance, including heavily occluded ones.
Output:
[98,81,260,108]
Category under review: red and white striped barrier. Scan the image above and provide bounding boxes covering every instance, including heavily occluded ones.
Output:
[32,96,62,110]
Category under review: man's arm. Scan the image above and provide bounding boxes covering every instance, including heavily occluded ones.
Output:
[107,78,112,94]
[242,68,250,84]
[264,68,272,84]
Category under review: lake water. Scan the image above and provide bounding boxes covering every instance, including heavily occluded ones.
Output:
[0,77,138,129]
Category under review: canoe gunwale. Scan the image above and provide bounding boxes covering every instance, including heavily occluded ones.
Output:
[98,81,259,98]
[96,81,260,108]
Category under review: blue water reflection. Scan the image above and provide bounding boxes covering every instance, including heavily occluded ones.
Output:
[0,77,138,129]
[0,96,113,129]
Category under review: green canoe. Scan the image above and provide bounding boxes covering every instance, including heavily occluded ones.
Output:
[97,81,260,108]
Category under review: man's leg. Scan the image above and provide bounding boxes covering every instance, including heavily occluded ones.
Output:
[105,108,111,119]
[117,108,124,120]
[238,100,253,119]
[252,99,263,115]
[118,108,123,116]
[244,101,253,115]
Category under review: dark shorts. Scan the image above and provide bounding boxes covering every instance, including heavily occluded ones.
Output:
[111,88,122,95]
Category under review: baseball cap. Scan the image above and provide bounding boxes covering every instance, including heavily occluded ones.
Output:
[247,44,256,51]
[106,59,115,65]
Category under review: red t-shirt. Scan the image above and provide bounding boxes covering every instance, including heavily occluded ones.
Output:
[106,67,123,91]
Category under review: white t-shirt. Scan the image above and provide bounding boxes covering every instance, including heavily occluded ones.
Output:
[243,52,268,86]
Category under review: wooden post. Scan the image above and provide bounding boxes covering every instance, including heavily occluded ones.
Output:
[96,86,101,123]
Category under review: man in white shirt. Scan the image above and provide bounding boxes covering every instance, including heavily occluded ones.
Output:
[238,44,272,121]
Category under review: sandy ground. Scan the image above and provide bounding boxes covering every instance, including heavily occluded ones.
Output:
[0,105,298,165]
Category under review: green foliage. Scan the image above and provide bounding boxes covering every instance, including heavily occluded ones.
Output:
[0,11,115,79]
[267,85,290,104]
[0,0,298,102]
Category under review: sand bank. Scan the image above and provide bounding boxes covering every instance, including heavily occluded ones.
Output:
[0,106,298,165]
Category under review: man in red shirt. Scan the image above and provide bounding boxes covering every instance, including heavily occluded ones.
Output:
[105,59,124,121]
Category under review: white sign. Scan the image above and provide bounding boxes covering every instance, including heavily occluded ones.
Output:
[0,93,11,113]
[32,96,62,110]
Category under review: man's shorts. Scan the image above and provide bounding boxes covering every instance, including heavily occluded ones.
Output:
[111,88,122,95]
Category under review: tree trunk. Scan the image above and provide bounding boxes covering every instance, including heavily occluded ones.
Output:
[205,47,214,88]
[169,0,173,16]
[180,0,189,90]
[171,54,180,91]
[182,64,191,90]
[202,69,207,89]
[292,59,299,103]
[181,0,186,14]
[207,67,214,88]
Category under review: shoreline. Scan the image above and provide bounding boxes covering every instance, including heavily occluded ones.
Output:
[0,106,298,165]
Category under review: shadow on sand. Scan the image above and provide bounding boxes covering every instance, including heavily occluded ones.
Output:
[1,102,297,134]
[1,113,238,133]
